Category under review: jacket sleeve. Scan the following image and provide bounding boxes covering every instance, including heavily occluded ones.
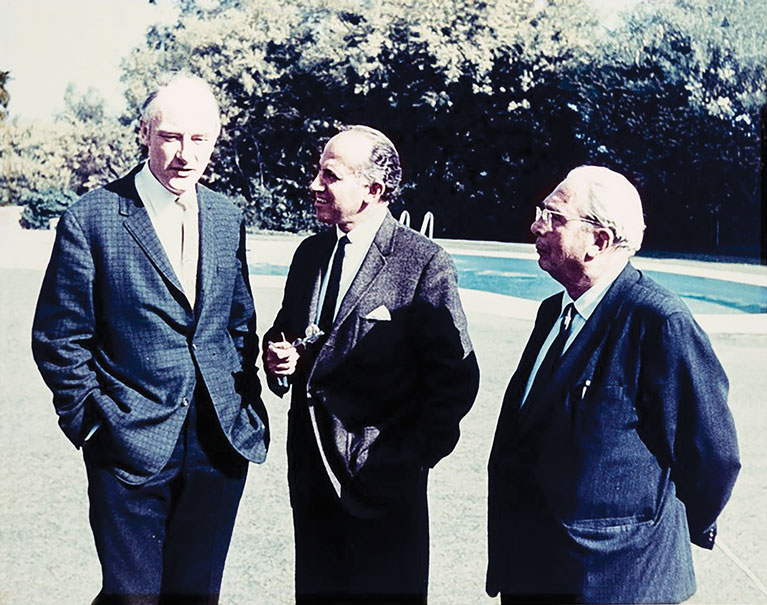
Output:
[261,241,309,398]
[31,209,104,447]
[411,248,480,467]
[643,311,741,549]
[228,217,263,404]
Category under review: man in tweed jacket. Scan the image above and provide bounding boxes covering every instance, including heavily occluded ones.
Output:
[264,126,480,603]
[32,74,268,603]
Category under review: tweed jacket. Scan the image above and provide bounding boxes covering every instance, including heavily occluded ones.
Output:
[265,211,479,517]
[487,263,740,603]
[32,165,269,484]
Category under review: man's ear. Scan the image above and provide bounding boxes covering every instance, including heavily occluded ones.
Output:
[367,181,385,203]
[139,120,149,146]
[587,227,614,260]
[595,227,614,252]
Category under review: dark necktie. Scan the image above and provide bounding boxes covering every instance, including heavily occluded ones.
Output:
[524,302,576,406]
[318,236,349,334]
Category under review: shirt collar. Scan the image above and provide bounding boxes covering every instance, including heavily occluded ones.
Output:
[562,258,628,320]
[135,161,197,215]
[334,205,388,246]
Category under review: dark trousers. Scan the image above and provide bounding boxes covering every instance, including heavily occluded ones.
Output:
[83,390,248,604]
[291,447,429,604]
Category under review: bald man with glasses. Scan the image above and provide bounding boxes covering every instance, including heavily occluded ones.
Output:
[486,166,740,604]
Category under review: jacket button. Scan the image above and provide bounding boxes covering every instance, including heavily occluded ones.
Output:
[192,344,198,350]
[182,397,189,406]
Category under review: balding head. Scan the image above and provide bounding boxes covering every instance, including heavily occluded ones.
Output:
[562,166,645,255]
[336,125,402,204]
[140,73,221,135]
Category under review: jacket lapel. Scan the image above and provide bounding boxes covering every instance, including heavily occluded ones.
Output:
[332,213,394,331]
[515,263,641,435]
[119,172,186,299]
[511,295,563,426]
[310,212,394,377]
[196,186,218,314]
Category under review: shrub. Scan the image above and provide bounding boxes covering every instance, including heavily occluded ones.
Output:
[19,188,79,230]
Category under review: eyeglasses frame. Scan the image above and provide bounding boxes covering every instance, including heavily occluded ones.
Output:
[535,206,603,230]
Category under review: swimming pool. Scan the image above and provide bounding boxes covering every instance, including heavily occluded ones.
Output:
[451,255,767,315]
[248,253,767,316]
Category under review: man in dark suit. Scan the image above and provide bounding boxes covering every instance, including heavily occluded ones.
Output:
[487,165,741,603]
[32,73,269,603]
[263,125,479,603]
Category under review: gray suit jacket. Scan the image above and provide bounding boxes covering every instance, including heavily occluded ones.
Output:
[32,166,269,484]
[266,211,479,516]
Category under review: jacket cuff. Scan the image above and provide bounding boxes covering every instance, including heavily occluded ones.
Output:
[692,523,717,549]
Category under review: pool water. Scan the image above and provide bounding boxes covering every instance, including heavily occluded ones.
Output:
[453,255,766,315]
[248,254,767,315]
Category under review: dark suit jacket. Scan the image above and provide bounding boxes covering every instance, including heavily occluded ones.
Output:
[32,166,269,484]
[265,211,479,517]
[487,263,740,603]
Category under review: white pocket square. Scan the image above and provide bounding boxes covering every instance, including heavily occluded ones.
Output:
[365,305,391,321]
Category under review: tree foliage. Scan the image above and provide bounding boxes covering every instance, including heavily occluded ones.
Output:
[7,0,766,255]
[0,70,9,122]
[19,187,80,230]
[1,86,138,217]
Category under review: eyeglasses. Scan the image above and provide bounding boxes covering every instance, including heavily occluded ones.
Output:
[534,207,602,230]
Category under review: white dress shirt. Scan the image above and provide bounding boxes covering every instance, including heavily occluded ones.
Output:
[521,259,628,406]
[134,162,199,304]
[315,206,388,325]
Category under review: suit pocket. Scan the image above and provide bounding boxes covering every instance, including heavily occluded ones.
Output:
[571,383,638,436]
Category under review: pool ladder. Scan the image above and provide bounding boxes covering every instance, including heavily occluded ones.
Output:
[399,210,434,239]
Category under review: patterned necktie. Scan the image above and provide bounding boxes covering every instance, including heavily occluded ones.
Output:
[318,236,349,334]
[175,195,197,307]
[524,302,576,406]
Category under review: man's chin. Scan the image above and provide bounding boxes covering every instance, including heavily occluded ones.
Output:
[166,175,199,195]
[314,208,334,225]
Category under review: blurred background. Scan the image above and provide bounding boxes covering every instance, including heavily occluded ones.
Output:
[1,0,765,258]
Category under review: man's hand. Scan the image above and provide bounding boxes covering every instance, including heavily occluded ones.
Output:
[265,335,300,377]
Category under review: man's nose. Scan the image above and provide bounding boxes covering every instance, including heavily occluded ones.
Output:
[309,173,322,192]
[531,214,545,236]
[176,137,194,162]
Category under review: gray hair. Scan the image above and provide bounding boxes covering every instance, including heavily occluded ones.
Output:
[340,125,402,204]
[140,72,221,131]
[564,165,646,254]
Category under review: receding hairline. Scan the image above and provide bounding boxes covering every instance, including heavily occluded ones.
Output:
[563,166,642,211]
[140,74,221,130]
[325,130,377,170]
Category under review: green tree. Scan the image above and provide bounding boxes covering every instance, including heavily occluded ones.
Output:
[1,69,11,206]
[119,0,604,236]
[3,87,138,226]
[0,70,9,122]
[13,0,766,251]
[573,0,766,253]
